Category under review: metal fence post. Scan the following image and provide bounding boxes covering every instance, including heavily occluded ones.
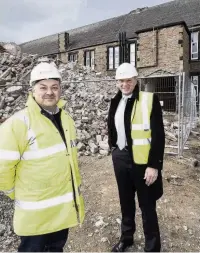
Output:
[178,73,181,157]
[180,72,185,157]
[199,92,200,117]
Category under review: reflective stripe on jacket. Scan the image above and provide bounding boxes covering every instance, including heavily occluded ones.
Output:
[131,91,153,164]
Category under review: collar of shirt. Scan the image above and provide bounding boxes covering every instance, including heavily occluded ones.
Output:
[43,107,60,115]
[122,94,133,101]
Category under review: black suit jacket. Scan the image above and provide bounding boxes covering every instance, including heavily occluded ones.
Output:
[107,85,165,171]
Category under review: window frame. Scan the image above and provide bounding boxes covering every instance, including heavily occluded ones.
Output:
[107,45,120,70]
[68,52,78,62]
[191,31,199,60]
[129,42,136,67]
[84,50,95,70]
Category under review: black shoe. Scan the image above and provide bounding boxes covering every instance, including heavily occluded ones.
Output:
[111,240,133,252]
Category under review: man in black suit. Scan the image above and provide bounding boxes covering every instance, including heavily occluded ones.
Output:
[107,63,165,252]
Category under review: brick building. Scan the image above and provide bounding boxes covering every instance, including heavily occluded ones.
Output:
[20,0,200,110]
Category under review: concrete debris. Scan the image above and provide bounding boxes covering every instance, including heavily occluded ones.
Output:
[0,51,117,156]
[0,224,6,236]
[163,119,171,127]
[96,135,102,144]
[95,216,105,227]
[2,42,21,57]
[171,156,199,168]
[166,174,184,186]
[99,150,109,156]
[116,218,121,224]
[89,142,99,154]
[100,237,109,243]
[0,192,18,251]
[0,50,187,158]
[188,229,193,235]
[77,142,86,151]
[191,130,200,136]
[164,119,179,143]
[99,141,109,151]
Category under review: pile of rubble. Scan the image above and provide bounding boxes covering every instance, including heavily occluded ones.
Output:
[0,42,22,56]
[0,50,117,156]
[0,48,184,157]
[163,116,179,143]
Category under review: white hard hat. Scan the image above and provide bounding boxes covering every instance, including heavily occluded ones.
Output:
[30,62,62,86]
[115,63,138,80]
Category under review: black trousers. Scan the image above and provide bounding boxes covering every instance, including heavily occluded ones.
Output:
[18,228,69,252]
[112,148,161,252]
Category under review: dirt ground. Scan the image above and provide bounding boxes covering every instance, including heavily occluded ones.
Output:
[1,137,200,252]
[64,149,200,252]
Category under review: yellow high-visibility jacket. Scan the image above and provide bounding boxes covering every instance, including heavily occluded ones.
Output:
[131,91,153,164]
[0,93,85,236]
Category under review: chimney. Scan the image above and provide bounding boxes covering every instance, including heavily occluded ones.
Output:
[58,32,69,53]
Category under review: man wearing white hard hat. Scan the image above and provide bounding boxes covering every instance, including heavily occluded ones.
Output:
[0,62,85,252]
[107,63,165,252]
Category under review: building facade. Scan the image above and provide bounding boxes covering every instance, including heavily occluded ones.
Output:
[19,0,200,110]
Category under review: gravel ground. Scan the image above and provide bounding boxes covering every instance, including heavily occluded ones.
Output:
[0,153,200,252]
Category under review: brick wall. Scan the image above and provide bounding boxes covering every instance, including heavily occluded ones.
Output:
[58,24,191,78]
[190,62,200,73]
[60,52,68,63]
[137,25,187,77]
[137,30,157,68]
[59,42,118,75]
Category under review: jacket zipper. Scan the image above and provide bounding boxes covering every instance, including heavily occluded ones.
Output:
[41,111,80,224]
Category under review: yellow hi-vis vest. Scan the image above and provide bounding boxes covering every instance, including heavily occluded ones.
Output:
[0,93,85,236]
[131,91,153,164]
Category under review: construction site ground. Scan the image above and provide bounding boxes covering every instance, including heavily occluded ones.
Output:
[1,133,200,252]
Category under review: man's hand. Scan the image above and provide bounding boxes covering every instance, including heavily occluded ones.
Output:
[144,167,158,186]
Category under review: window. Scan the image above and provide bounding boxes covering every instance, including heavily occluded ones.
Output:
[68,53,78,62]
[130,43,136,66]
[191,76,199,103]
[191,75,199,86]
[108,46,119,70]
[84,50,95,70]
[191,32,199,60]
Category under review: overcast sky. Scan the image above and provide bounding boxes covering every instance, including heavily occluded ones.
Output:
[1,0,172,44]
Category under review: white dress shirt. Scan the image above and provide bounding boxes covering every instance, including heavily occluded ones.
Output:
[115,94,132,150]
[43,107,59,115]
